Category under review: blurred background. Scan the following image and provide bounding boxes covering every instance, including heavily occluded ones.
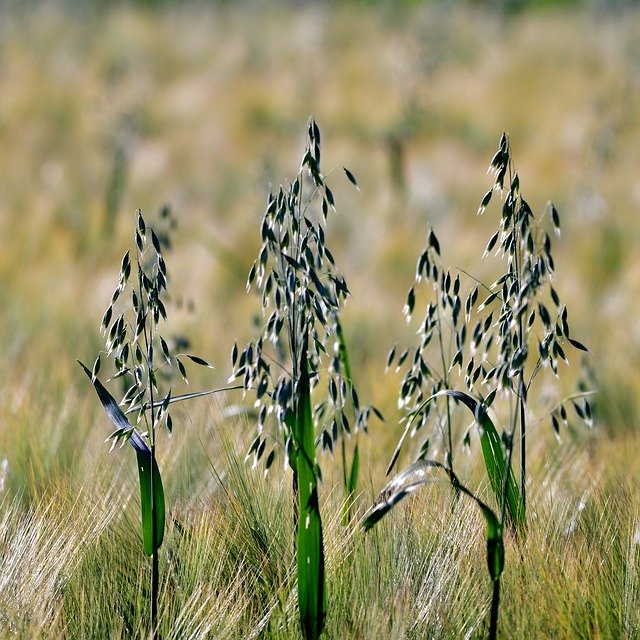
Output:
[1,0,640,489]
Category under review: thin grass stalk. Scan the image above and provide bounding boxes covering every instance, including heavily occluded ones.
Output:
[515,208,528,521]
[151,547,159,639]
[287,171,302,536]
[337,318,349,508]
[81,209,212,640]
[234,119,376,637]
[518,376,527,518]
[509,157,527,515]
[336,318,360,524]
[435,302,454,469]
[489,578,500,640]
[340,437,348,500]
[141,257,160,640]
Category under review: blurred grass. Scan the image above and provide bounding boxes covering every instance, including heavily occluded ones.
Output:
[1,0,640,636]
[2,2,639,389]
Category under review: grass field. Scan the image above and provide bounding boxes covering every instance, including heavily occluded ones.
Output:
[1,1,640,637]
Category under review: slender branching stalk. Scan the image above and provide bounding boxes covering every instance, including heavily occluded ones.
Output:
[367,133,592,640]
[231,119,380,639]
[79,209,213,640]
[478,133,591,516]
[390,133,591,522]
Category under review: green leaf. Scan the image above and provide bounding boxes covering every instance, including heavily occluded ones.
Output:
[347,442,360,497]
[440,390,524,530]
[79,361,145,451]
[387,389,523,530]
[77,361,165,555]
[136,450,165,556]
[448,480,503,581]
[363,481,425,530]
[363,460,504,581]
[335,319,352,384]
[293,339,326,640]
[386,419,412,476]
[336,318,361,505]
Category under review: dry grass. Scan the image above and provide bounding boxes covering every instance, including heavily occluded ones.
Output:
[2,405,638,638]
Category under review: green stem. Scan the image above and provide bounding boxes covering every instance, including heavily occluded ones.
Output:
[508,165,527,523]
[513,226,526,519]
[518,375,526,519]
[336,318,357,523]
[147,349,158,638]
[147,358,159,640]
[435,299,453,468]
[140,261,159,640]
[151,538,159,640]
[341,437,348,497]
[489,578,501,640]
[290,174,302,538]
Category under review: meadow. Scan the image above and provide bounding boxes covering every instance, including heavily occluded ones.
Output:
[1,1,640,637]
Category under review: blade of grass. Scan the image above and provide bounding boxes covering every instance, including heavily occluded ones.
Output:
[385,389,523,530]
[78,360,165,555]
[132,385,244,413]
[336,318,360,523]
[364,459,503,579]
[440,390,523,530]
[364,459,504,639]
[136,452,165,556]
[294,340,326,640]
[347,443,359,498]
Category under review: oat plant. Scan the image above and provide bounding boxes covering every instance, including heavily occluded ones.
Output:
[365,133,591,639]
[386,219,525,528]
[474,133,591,509]
[386,133,591,520]
[231,120,379,639]
[79,209,212,639]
